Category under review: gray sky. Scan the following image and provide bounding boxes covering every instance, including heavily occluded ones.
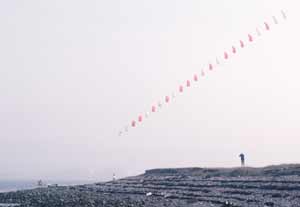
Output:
[0,0,299,181]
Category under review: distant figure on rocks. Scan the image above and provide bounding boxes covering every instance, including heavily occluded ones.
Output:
[37,180,44,187]
[239,153,245,167]
[113,173,116,182]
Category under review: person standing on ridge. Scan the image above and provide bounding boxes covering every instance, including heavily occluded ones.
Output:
[239,153,245,167]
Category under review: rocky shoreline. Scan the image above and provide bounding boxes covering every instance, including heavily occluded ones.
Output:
[1,164,300,206]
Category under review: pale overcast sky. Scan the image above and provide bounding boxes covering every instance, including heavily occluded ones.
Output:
[0,0,299,181]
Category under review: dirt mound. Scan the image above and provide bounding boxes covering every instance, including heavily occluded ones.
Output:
[145,164,300,177]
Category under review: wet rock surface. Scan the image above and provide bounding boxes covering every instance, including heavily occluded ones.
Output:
[1,164,300,206]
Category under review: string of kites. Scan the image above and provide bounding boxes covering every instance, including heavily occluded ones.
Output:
[118,10,287,136]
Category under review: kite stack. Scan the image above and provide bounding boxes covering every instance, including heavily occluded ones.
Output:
[118,10,287,136]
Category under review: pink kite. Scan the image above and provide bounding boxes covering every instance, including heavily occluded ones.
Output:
[248,34,253,42]
[224,52,228,59]
[201,70,205,76]
[179,85,183,92]
[138,115,143,122]
[131,120,136,127]
[165,95,170,103]
[193,74,198,81]
[232,46,236,54]
[186,80,191,87]
[151,105,156,112]
[240,40,244,48]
